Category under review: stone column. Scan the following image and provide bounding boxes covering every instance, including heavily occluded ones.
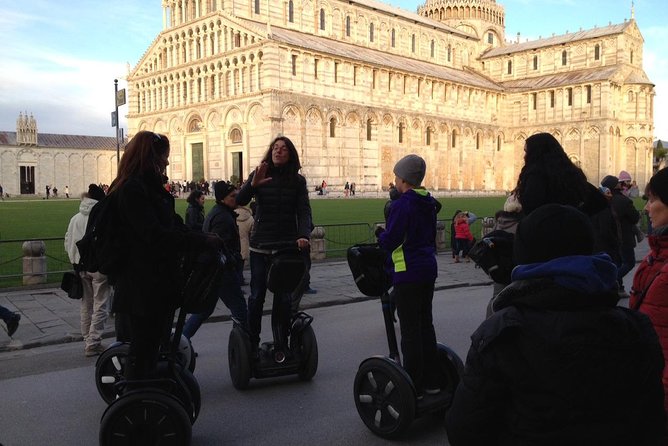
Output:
[310,226,326,260]
[22,240,47,285]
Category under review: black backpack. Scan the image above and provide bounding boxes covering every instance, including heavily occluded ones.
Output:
[76,194,123,278]
[347,244,391,297]
[468,230,515,285]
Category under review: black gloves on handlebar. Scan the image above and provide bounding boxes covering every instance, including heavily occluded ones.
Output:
[374,226,385,239]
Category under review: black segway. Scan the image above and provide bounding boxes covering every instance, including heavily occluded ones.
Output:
[228,241,318,389]
[347,244,464,439]
[98,250,226,446]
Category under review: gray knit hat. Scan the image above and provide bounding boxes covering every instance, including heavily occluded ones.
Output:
[393,154,426,186]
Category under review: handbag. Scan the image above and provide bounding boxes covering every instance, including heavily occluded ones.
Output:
[60,271,83,300]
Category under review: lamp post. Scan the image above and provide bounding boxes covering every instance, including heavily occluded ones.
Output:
[114,79,120,167]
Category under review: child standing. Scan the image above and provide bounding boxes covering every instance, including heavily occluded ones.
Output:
[378,154,441,397]
[453,211,476,262]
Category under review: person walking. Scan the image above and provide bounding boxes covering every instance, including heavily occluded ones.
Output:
[236,136,313,352]
[446,204,665,446]
[65,184,111,356]
[235,202,254,285]
[183,181,248,338]
[631,167,668,437]
[601,174,640,298]
[108,131,223,379]
[377,154,441,398]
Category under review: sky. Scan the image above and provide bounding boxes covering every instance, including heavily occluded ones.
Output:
[1,0,666,140]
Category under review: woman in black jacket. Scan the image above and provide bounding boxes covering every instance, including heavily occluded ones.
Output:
[185,189,205,232]
[108,131,222,379]
[236,136,312,350]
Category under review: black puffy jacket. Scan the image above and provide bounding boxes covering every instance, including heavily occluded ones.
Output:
[236,167,312,248]
[446,279,665,446]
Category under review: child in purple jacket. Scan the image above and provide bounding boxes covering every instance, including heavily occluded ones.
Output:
[378,154,440,398]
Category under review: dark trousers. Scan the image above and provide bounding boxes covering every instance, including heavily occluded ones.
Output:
[248,251,291,345]
[126,309,171,379]
[394,281,439,390]
[618,243,636,287]
[291,247,312,314]
[183,266,248,339]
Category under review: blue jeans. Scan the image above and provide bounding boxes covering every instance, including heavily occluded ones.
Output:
[617,243,636,288]
[183,266,248,339]
[248,251,291,345]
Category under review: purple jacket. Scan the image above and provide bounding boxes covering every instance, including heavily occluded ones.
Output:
[379,188,438,285]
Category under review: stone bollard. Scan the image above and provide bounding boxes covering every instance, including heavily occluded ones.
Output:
[22,240,47,285]
[310,226,326,260]
[436,221,447,251]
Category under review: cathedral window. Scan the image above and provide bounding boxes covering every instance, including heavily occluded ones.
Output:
[334,62,338,82]
[430,40,435,58]
[586,85,591,104]
[594,44,600,60]
[476,133,481,149]
[447,45,451,62]
[353,66,358,86]
[346,17,351,37]
[391,29,396,48]
[411,34,416,53]
[630,50,634,64]
[366,119,372,141]
[330,117,336,137]
[288,1,294,23]
[398,123,404,143]
[426,127,432,146]
[561,50,567,66]
[532,93,537,110]
[451,129,457,148]
[370,23,374,42]
[234,33,241,48]
[488,32,493,44]
[567,88,573,106]
[291,54,297,76]
[507,60,512,74]
[497,135,502,151]
[550,91,555,108]
[320,9,325,31]
[372,69,377,88]
[254,0,260,14]
[533,55,538,70]
[314,58,319,79]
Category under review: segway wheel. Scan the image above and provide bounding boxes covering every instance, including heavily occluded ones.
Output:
[176,366,201,423]
[171,332,196,373]
[353,357,416,439]
[99,390,191,446]
[95,343,130,404]
[436,343,464,396]
[292,325,318,381]
[228,327,251,390]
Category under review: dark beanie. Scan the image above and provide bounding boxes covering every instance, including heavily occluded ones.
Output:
[649,167,668,205]
[393,154,426,186]
[87,184,105,201]
[214,181,235,201]
[600,175,620,190]
[514,204,594,264]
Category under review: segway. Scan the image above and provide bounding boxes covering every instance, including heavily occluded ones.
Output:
[98,250,226,446]
[347,244,464,439]
[228,241,318,389]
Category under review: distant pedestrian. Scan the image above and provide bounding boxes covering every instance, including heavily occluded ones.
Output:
[0,184,3,200]
[65,185,70,198]
[350,182,356,196]
[453,211,476,263]
[53,186,58,197]
[235,204,254,285]
[185,189,206,232]
[344,181,350,197]
[45,185,50,199]
[0,304,20,337]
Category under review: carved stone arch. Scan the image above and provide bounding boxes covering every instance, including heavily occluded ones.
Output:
[364,110,379,124]
[325,108,343,124]
[282,103,303,124]
[306,106,323,125]
[205,110,221,130]
[185,112,203,133]
[228,126,243,144]
[247,103,266,125]
[411,118,422,130]
[463,126,473,137]
[345,111,360,126]
[383,114,394,127]
[169,117,182,134]
[565,127,580,141]
[439,123,449,134]
[514,132,528,142]
[584,125,600,139]
[154,119,168,134]
[224,106,244,127]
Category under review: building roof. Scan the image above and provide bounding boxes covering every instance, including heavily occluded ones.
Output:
[0,132,119,150]
[482,21,633,58]
[263,24,503,91]
[500,65,652,91]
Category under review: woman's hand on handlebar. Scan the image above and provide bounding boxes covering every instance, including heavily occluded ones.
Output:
[297,238,310,250]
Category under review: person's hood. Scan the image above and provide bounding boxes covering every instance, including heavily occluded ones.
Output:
[494,212,521,233]
[78,197,99,216]
[401,187,436,211]
[235,206,253,222]
[511,253,618,295]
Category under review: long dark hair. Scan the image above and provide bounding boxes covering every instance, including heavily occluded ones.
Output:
[515,132,589,207]
[186,190,204,206]
[261,136,302,180]
[109,131,169,193]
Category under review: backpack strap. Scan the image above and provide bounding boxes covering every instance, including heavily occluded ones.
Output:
[631,262,668,311]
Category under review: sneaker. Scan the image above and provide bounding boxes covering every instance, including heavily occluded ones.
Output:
[304,288,318,295]
[6,313,20,337]
[84,344,105,357]
[424,387,441,395]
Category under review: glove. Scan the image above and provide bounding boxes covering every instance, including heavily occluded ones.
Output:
[375,226,385,238]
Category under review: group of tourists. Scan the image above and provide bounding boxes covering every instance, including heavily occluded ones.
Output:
[4,127,664,444]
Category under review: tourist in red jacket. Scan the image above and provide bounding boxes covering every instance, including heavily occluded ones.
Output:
[631,167,668,423]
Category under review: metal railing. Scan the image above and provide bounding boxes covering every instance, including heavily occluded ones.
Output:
[0,218,489,288]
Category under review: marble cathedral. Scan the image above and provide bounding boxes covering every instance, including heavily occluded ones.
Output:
[0,0,655,196]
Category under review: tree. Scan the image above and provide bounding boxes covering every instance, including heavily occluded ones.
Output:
[655,140,667,161]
